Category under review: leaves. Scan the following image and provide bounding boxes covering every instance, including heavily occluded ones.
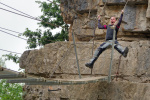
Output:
[23,27,69,48]
[22,0,69,49]
[2,53,20,64]
[0,80,23,100]
[0,58,23,100]
[0,58,6,67]
[37,0,64,29]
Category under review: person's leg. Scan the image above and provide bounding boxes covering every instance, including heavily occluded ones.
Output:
[85,41,111,68]
[114,42,129,57]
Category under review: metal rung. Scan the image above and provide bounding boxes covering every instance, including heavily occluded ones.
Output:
[25,76,112,85]
[0,74,26,79]
[7,78,45,83]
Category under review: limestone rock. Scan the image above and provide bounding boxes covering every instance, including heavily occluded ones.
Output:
[60,0,150,41]
[21,0,150,100]
[103,0,147,5]
[23,82,150,100]
[20,40,150,82]
[19,50,31,69]
[146,0,150,18]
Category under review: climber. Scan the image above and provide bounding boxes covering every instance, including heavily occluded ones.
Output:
[85,10,129,69]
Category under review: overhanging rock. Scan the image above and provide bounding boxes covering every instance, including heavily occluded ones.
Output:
[103,0,148,5]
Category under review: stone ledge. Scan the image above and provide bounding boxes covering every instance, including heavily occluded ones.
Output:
[103,0,148,5]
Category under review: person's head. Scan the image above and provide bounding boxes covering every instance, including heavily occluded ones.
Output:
[110,17,117,25]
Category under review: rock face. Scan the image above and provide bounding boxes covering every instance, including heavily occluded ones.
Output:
[20,41,150,82]
[21,40,150,100]
[147,0,150,18]
[21,0,150,100]
[23,82,150,100]
[61,0,150,41]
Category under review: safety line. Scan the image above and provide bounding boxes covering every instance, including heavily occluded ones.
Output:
[0,30,27,40]
[0,2,35,19]
[0,7,62,28]
[0,26,22,35]
[0,49,22,54]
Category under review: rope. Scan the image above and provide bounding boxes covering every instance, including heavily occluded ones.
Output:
[114,0,129,26]
[80,1,107,43]
[123,0,129,10]
[0,7,62,28]
[87,0,96,74]
[0,49,22,54]
[0,1,71,30]
[108,0,129,82]
[0,2,35,19]
[89,0,107,64]
[91,18,98,56]
[0,29,27,40]
[68,0,128,40]
[0,26,22,35]
[100,1,107,16]
[115,55,122,81]
[72,19,81,78]
[50,45,73,78]
[108,29,116,83]
[88,0,92,18]
[58,0,99,20]
[113,0,129,81]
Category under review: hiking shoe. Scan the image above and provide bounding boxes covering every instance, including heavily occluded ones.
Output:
[85,63,93,69]
[123,47,129,57]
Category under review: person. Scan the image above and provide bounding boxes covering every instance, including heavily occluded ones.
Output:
[85,10,129,69]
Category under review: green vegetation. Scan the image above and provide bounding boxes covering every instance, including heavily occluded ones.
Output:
[2,53,20,64]
[0,80,23,100]
[23,0,69,49]
[0,1,67,99]
[0,57,6,68]
[0,57,23,100]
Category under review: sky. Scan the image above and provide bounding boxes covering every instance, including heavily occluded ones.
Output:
[0,0,59,71]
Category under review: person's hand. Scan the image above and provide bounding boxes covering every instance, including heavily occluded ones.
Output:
[97,15,101,20]
[121,10,124,14]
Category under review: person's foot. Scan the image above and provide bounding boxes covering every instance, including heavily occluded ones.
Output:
[85,63,93,69]
[123,47,129,57]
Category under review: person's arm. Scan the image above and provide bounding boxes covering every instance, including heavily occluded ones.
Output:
[98,20,107,29]
[116,10,124,29]
[97,15,107,29]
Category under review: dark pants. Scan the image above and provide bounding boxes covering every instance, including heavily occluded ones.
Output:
[89,40,125,64]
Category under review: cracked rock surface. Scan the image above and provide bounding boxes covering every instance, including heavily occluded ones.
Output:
[21,0,150,99]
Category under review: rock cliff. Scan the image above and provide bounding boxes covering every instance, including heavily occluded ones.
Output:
[61,0,150,41]
[21,0,150,100]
